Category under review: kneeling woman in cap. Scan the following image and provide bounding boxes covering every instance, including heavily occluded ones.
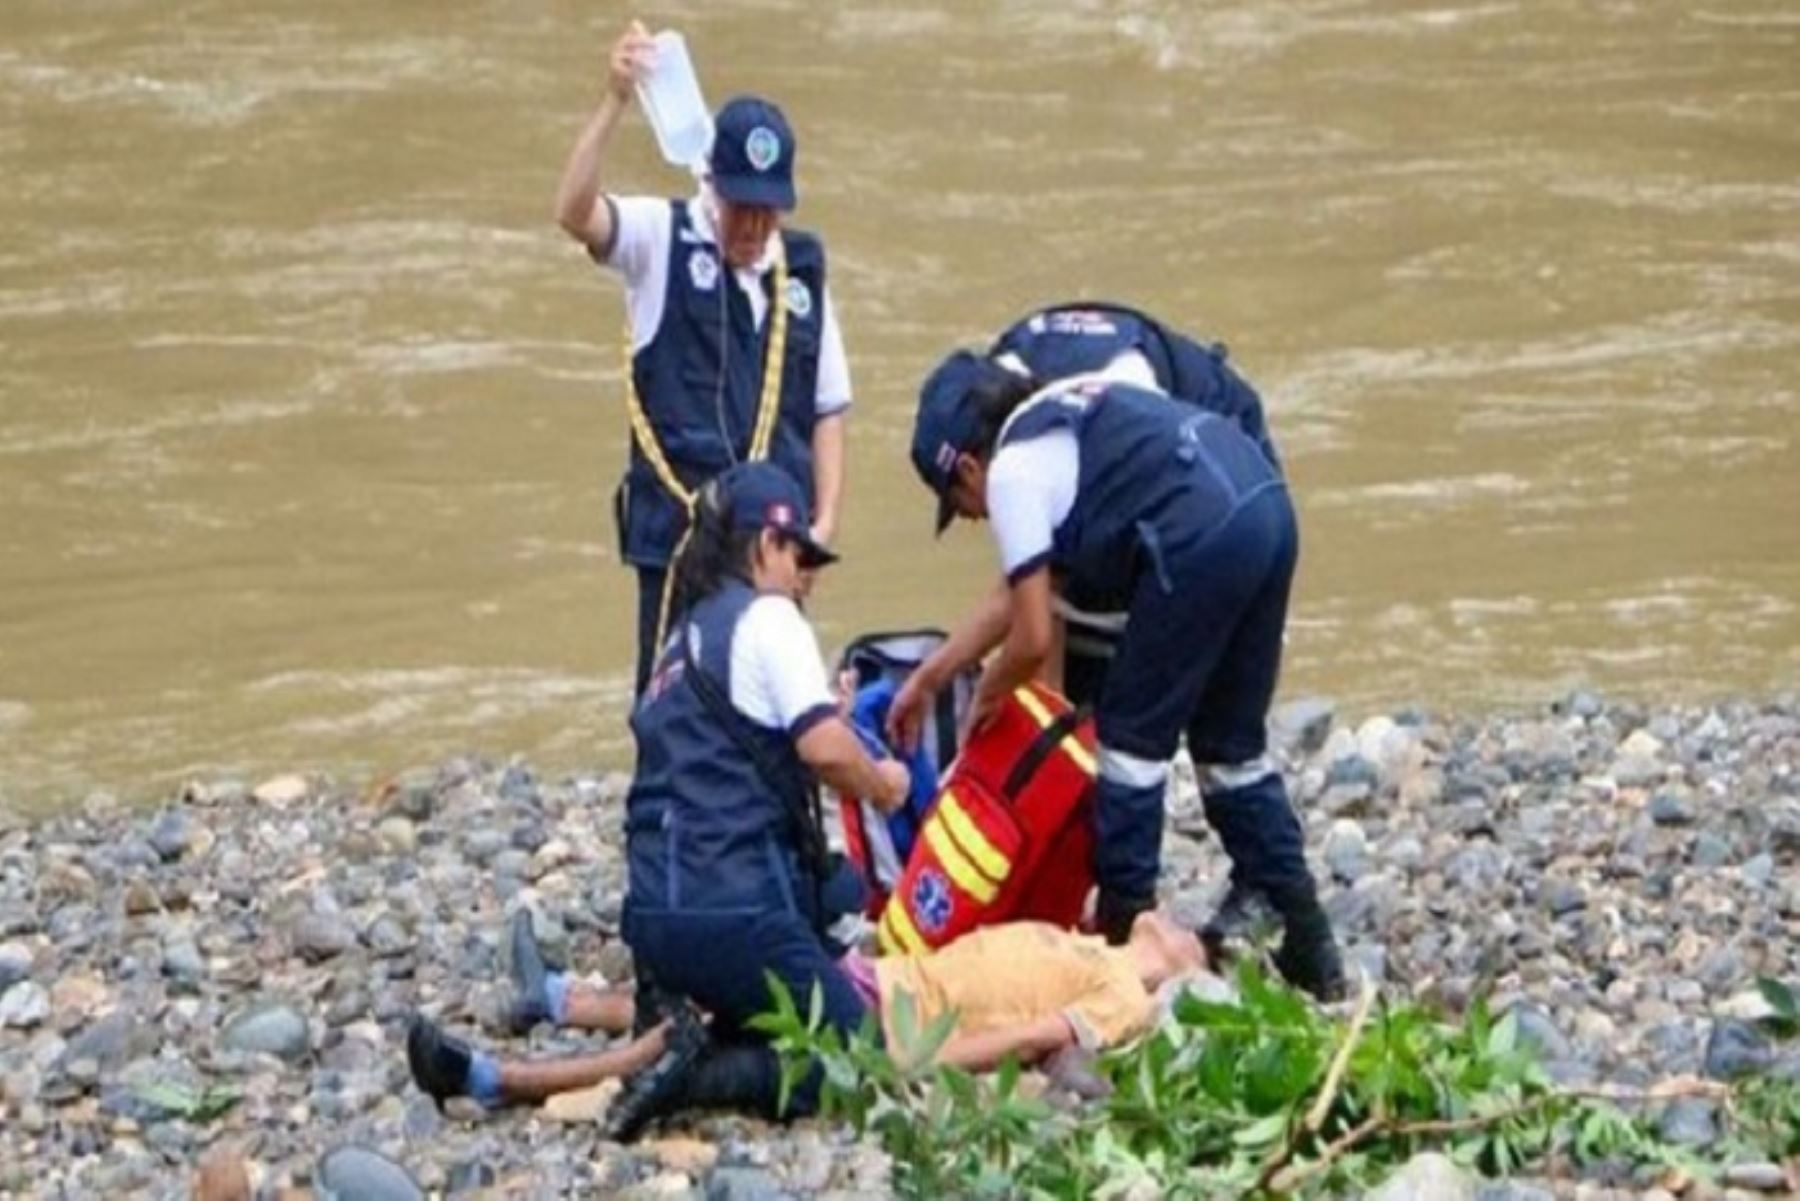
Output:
[608,462,909,1137]
[890,356,1345,1000]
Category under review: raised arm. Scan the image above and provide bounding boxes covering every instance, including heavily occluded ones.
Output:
[809,413,845,546]
[553,22,654,249]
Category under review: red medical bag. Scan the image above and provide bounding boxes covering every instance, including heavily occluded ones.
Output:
[877,680,1096,952]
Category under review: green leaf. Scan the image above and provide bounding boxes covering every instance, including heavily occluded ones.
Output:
[1486,1011,1519,1058]
[1756,976,1797,1021]
[1230,1111,1288,1148]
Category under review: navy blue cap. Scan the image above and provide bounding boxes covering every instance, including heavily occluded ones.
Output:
[716,462,836,568]
[911,350,1012,533]
[709,96,797,211]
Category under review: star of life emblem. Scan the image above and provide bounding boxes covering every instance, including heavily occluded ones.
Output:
[912,868,953,934]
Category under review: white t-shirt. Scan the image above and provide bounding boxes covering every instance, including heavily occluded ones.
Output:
[726,594,838,736]
[601,191,852,416]
[985,357,1158,582]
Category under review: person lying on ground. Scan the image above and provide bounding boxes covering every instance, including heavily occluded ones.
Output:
[406,907,1207,1135]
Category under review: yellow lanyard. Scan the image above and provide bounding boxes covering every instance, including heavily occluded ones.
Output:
[620,240,792,652]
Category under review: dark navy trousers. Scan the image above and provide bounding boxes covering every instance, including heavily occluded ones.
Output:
[1091,486,1299,898]
[625,907,871,1114]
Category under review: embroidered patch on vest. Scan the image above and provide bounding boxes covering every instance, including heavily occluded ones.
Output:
[784,278,812,319]
[745,126,781,172]
[687,249,719,292]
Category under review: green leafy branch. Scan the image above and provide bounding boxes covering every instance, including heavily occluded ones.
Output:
[755,966,1800,1199]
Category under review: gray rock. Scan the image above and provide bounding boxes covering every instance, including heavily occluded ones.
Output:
[0,942,31,992]
[461,829,508,865]
[1698,944,1746,995]
[161,935,205,988]
[1648,790,1695,826]
[1723,1162,1790,1192]
[0,905,39,937]
[1542,878,1587,917]
[499,763,538,803]
[706,1167,793,1201]
[0,980,50,1028]
[146,808,194,860]
[1320,780,1374,818]
[293,911,358,962]
[222,1001,310,1062]
[1505,1003,1574,1063]
[1655,1096,1717,1146]
[1612,754,1664,788]
[1474,1182,1554,1201]
[1444,842,1508,892]
[318,1145,425,1201]
[1704,1019,1774,1079]
[1326,753,1381,789]
[60,1010,138,1069]
[1692,830,1736,868]
[446,1159,498,1194]
[364,915,410,959]
[1272,697,1335,756]
[1742,852,1774,888]
[1563,689,1604,719]
[1641,1020,1703,1073]
[1364,1152,1474,1201]
[1323,819,1370,883]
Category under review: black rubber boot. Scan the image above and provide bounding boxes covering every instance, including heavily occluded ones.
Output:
[1202,777,1346,1000]
[406,1015,474,1112]
[678,1042,789,1117]
[631,966,679,1039]
[1197,881,1277,962]
[1095,889,1156,946]
[603,1004,710,1142]
[1269,886,1347,1002]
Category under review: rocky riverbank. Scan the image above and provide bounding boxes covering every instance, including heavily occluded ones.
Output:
[1,693,1796,1199]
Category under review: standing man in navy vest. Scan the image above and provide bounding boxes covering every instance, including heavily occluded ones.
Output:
[890,357,1345,1000]
[555,22,852,694]
[912,305,1296,957]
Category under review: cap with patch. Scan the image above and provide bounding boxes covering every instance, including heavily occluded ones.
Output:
[716,461,836,568]
[709,95,797,211]
[910,349,1012,533]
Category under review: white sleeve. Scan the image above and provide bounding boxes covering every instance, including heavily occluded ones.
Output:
[814,285,852,416]
[986,430,1080,582]
[598,196,672,352]
[729,596,839,735]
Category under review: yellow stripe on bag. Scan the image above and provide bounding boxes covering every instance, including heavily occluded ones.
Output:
[935,791,1011,883]
[880,900,928,955]
[923,818,999,904]
[1012,687,1099,777]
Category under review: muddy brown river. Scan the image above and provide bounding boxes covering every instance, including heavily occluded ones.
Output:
[2,0,1795,808]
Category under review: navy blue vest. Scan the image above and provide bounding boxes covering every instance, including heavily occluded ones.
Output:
[620,201,827,567]
[623,580,820,920]
[990,303,1280,472]
[999,382,1285,598]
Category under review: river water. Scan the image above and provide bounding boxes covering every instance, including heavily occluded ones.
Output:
[2,0,1796,809]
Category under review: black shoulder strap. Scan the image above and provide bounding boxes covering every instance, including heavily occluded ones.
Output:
[1002,706,1088,800]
